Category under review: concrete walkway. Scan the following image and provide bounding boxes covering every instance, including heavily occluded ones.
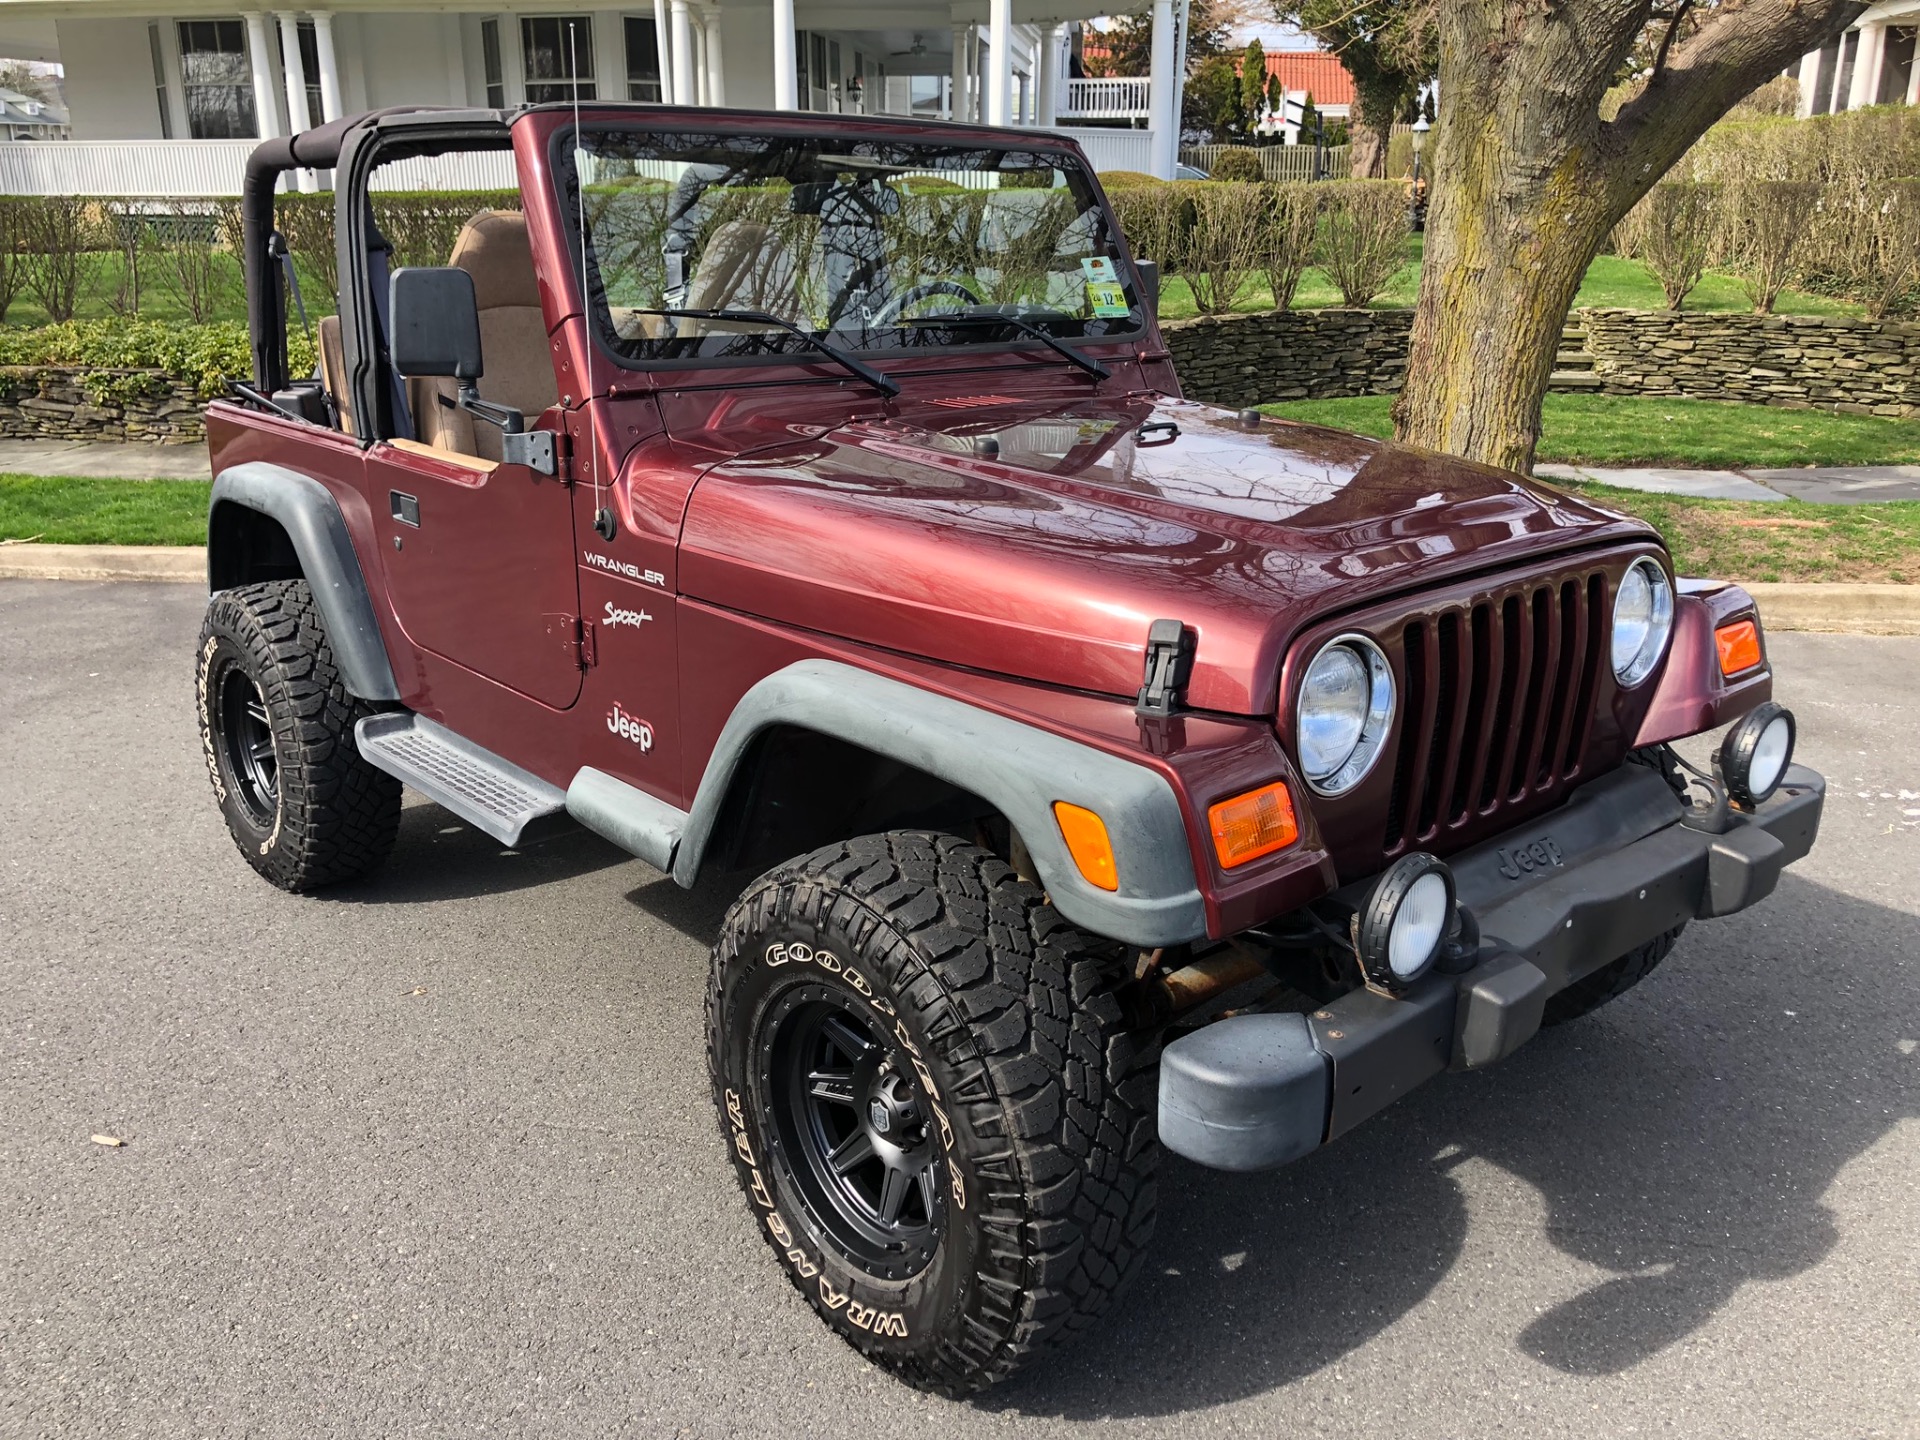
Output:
[1534,462,1920,504]
[0,440,210,481]
[5,439,1919,504]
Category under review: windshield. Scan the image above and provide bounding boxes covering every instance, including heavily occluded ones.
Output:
[558,127,1143,366]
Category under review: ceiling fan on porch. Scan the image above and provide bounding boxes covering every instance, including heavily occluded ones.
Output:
[889,34,930,58]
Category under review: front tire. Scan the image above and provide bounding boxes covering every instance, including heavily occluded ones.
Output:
[1543,924,1686,1025]
[196,579,400,891]
[707,831,1158,1395]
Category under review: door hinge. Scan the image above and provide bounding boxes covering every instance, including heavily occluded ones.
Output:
[577,615,597,668]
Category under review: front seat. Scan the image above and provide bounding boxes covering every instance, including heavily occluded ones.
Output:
[411,209,558,463]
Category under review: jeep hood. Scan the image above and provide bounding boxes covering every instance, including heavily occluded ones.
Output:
[676,395,1653,715]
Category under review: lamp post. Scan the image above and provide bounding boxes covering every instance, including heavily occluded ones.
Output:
[1409,114,1430,231]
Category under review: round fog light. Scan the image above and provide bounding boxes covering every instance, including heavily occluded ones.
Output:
[1719,702,1796,808]
[1357,853,1456,994]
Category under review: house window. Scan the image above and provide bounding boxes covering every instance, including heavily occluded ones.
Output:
[481,17,506,108]
[796,30,811,99]
[149,23,174,139]
[624,16,662,101]
[177,19,256,139]
[522,16,597,104]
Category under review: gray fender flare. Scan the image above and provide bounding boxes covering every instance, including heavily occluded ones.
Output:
[209,462,400,702]
[669,659,1209,949]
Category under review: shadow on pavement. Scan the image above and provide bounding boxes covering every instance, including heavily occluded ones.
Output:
[988,872,1918,1419]
[328,802,631,904]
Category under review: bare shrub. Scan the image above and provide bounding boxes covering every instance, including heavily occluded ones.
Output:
[104,203,153,317]
[1726,180,1821,314]
[1314,181,1408,307]
[0,200,24,323]
[274,194,337,295]
[1106,180,1192,297]
[158,202,239,324]
[18,197,110,322]
[1628,183,1718,309]
[1822,180,1920,320]
[1177,181,1266,313]
[1261,182,1319,310]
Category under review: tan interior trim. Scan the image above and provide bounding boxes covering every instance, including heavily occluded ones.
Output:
[385,438,498,474]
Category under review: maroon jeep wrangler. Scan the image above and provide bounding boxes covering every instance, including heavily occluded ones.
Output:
[197,104,1823,1394]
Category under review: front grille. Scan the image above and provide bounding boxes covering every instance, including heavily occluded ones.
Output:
[1383,570,1607,852]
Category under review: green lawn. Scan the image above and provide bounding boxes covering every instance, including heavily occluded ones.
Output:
[1260,394,1920,470]
[1561,482,1920,584]
[0,475,210,545]
[1154,238,1864,321]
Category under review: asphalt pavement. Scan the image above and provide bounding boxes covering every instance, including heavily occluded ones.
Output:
[3,581,1917,1440]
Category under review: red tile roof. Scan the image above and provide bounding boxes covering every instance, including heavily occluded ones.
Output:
[1261,51,1355,108]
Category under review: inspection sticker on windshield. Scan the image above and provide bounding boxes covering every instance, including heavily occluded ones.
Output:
[1086,281,1130,317]
[1080,256,1118,285]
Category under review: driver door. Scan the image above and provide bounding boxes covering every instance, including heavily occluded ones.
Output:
[369,437,584,710]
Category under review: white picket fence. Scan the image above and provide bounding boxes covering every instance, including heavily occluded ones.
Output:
[1180,143,1354,181]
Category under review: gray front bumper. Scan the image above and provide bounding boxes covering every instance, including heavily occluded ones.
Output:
[1158,763,1826,1172]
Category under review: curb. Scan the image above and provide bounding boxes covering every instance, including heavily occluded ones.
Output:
[4,546,1918,636]
[0,544,204,584]
[1745,582,1920,636]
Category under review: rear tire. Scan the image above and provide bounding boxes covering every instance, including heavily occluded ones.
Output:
[1542,924,1685,1025]
[706,831,1158,1396]
[196,579,400,891]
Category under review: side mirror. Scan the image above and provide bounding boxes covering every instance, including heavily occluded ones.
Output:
[1134,259,1159,319]
[389,266,483,380]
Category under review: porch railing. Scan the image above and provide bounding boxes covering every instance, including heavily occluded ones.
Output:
[1058,77,1151,120]
[0,138,518,197]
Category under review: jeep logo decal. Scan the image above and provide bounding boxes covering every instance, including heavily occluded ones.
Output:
[1497,836,1564,880]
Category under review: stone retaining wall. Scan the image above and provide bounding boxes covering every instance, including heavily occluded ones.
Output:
[1578,309,1918,417]
[1163,305,1919,417]
[0,369,207,444]
[1161,309,1414,409]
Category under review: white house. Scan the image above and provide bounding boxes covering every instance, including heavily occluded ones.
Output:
[1797,0,1920,115]
[0,0,1192,194]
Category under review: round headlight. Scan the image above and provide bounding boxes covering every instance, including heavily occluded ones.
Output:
[1296,636,1395,795]
[1611,558,1675,687]
[1719,702,1796,807]
[1356,853,1456,993]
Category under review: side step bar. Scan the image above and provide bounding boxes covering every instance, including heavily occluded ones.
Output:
[355,713,574,847]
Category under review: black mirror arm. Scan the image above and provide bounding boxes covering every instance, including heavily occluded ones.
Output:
[455,381,525,435]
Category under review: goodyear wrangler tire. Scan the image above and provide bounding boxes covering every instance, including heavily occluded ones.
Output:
[707,831,1159,1396]
[196,579,400,892]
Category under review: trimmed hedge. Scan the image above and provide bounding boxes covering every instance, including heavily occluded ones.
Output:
[0,319,315,402]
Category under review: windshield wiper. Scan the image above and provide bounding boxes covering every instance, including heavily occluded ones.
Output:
[902,311,1111,381]
[623,307,900,397]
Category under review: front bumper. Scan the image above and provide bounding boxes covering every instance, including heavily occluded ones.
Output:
[1158,762,1825,1172]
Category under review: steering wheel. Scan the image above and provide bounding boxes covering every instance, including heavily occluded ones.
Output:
[871,279,982,329]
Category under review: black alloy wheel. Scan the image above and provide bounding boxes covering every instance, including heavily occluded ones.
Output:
[217,667,279,827]
[764,992,941,1280]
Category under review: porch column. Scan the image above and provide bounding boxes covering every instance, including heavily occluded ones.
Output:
[1847,24,1881,110]
[692,17,709,104]
[1910,40,1920,105]
[1036,22,1060,127]
[670,0,695,106]
[950,26,968,120]
[1796,46,1823,119]
[244,12,282,139]
[653,0,674,101]
[985,0,1011,124]
[1146,0,1175,176]
[772,0,797,107]
[703,5,726,105]
[311,10,342,122]
[275,11,318,191]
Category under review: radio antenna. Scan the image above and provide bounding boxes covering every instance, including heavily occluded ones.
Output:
[569,21,615,542]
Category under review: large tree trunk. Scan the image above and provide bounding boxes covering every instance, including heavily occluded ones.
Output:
[1393,0,1869,476]
[1349,121,1388,179]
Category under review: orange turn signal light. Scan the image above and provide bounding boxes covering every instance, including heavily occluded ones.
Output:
[1053,801,1119,891]
[1208,782,1299,869]
[1715,618,1763,676]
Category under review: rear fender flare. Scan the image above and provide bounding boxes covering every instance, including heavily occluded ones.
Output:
[208,462,400,702]
[676,660,1209,949]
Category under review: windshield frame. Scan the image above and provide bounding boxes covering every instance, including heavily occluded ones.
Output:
[543,113,1148,382]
